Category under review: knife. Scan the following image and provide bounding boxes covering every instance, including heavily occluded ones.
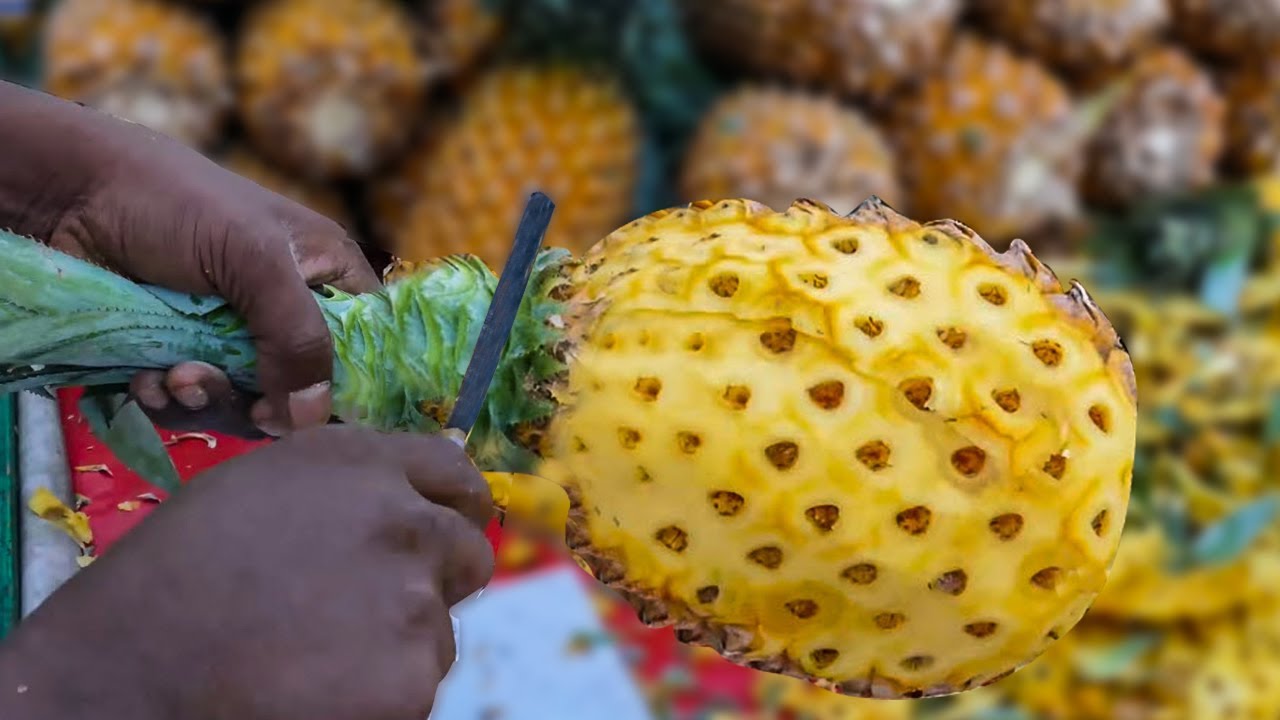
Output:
[440,192,555,446]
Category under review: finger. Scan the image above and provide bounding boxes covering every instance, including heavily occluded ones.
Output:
[129,371,170,411]
[424,506,495,608]
[127,365,265,438]
[219,245,335,436]
[286,212,382,295]
[163,361,231,410]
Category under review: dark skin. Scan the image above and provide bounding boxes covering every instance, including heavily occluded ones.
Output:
[0,82,494,718]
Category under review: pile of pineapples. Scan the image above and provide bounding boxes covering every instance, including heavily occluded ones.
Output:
[12,0,1280,717]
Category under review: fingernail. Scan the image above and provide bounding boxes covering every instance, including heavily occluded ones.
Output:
[439,428,468,448]
[173,385,208,410]
[288,382,332,429]
[251,400,287,438]
[135,385,170,410]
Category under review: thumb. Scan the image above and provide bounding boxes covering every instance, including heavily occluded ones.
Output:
[224,252,336,436]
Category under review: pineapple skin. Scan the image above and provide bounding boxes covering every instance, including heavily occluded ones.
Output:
[887,36,1084,245]
[679,86,903,215]
[1171,0,1280,60]
[380,66,640,270]
[420,0,501,81]
[43,0,232,149]
[1083,46,1225,209]
[236,0,427,181]
[541,198,1137,698]
[679,0,962,104]
[1223,55,1280,176]
[970,0,1170,83]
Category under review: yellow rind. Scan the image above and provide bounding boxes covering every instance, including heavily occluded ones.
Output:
[540,198,1137,698]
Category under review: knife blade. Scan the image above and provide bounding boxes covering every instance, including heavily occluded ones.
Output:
[443,192,555,440]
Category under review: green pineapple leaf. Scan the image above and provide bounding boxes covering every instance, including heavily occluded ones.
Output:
[78,390,183,495]
[1072,632,1161,682]
[1186,494,1280,570]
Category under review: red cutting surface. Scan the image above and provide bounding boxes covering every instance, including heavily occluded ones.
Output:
[56,386,758,716]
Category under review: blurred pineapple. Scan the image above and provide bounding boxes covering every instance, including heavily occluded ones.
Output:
[236,0,428,181]
[220,147,354,232]
[375,65,640,269]
[678,86,902,214]
[886,36,1085,246]
[970,0,1169,87]
[1170,0,1280,61]
[755,675,913,720]
[1083,46,1225,210]
[420,0,501,81]
[1222,55,1280,177]
[679,0,962,105]
[43,0,231,149]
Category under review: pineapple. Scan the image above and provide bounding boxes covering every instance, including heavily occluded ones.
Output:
[42,0,232,149]
[887,36,1085,246]
[678,0,962,105]
[420,0,501,81]
[679,86,903,215]
[757,674,914,719]
[236,0,428,181]
[1083,46,1225,210]
[0,198,1137,698]
[377,66,640,270]
[969,0,1170,84]
[1222,56,1280,176]
[219,148,355,232]
[1170,0,1280,61]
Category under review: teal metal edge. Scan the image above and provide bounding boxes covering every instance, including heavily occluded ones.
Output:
[0,394,18,640]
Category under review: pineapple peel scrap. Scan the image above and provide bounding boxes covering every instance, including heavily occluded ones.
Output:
[28,486,94,548]
[482,471,570,538]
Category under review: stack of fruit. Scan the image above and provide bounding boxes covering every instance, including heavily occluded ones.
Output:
[9,0,1280,718]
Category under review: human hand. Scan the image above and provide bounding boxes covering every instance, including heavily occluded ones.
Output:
[0,426,495,720]
[0,83,381,437]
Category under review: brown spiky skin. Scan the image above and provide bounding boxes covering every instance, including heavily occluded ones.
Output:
[236,0,428,181]
[1083,46,1225,209]
[887,36,1084,246]
[1222,55,1280,176]
[42,0,231,149]
[679,0,962,104]
[1170,0,1280,60]
[380,66,640,270]
[420,0,501,82]
[679,86,903,214]
[970,0,1169,84]
[541,197,1137,699]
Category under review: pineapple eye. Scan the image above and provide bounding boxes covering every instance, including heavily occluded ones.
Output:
[686,333,706,351]
[635,467,652,483]
[765,441,799,470]
[810,649,839,669]
[856,440,891,470]
[633,377,662,401]
[899,377,934,410]
[992,388,1021,413]
[1031,567,1064,590]
[1091,509,1110,536]
[900,655,934,672]
[888,276,922,298]
[951,446,986,476]
[874,612,905,630]
[617,427,642,449]
[1032,339,1064,366]
[989,513,1024,540]
[855,316,885,338]
[830,236,858,254]
[937,327,967,349]
[600,333,618,350]
[806,380,845,409]
[677,431,703,453]
[709,491,745,516]
[747,546,783,569]
[1088,404,1111,433]
[842,563,878,585]
[759,322,797,353]
[929,569,968,596]
[964,621,998,638]
[654,526,689,553]
[722,385,752,409]
[1043,453,1067,479]
[708,272,740,298]
[896,506,932,535]
[696,586,720,604]
[978,283,1008,305]
[785,599,819,619]
[798,272,829,289]
[805,505,840,532]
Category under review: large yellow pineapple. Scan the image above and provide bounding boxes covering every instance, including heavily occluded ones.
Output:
[887,36,1085,246]
[679,0,962,105]
[236,0,428,181]
[1223,56,1280,176]
[1170,0,1280,60]
[1083,46,1225,209]
[219,148,355,232]
[970,0,1169,85]
[42,0,231,149]
[679,86,903,215]
[535,197,1137,698]
[378,65,640,270]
